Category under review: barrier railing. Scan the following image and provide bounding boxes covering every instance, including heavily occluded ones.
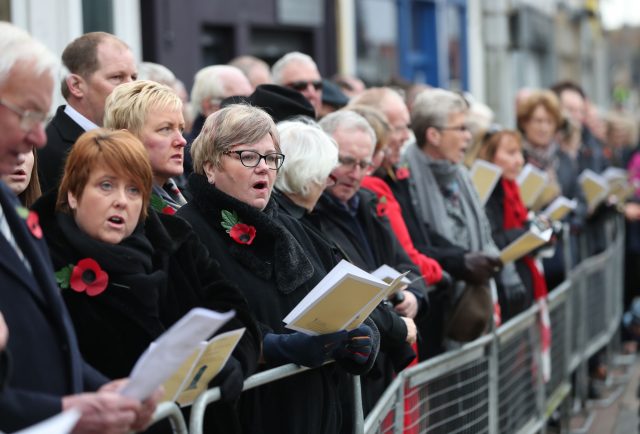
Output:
[364,213,625,434]
[148,214,625,434]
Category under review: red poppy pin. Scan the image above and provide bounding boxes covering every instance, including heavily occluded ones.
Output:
[150,193,176,215]
[16,206,42,239]
[55,258,108,296]
[376,196,388,217]
[395,166,410,181]
[221,210,256,245]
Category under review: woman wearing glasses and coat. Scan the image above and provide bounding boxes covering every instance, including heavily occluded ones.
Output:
[177,104,378,434]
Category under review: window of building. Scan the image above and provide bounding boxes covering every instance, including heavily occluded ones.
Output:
[250,27,313,66]
[82,0,113,33]
[201,26,234,67]
[356,0,399,85]
[0,0,10,21]
[446,3,465,90]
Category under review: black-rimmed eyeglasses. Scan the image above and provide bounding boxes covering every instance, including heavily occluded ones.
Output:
[437,124,469,133]
[338,156,373,171]
[224,150,285,170]
[0,98,48,132]
[286,80,323,92]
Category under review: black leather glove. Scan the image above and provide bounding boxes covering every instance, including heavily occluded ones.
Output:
[335,325,374,365]
[208,356,244,402]
[463,252,502,284]
[263,331,348,367]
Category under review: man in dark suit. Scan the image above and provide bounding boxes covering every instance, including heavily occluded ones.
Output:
[39,31,137,192]
[0,22,159,433]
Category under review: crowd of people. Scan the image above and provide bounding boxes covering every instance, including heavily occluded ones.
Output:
[0,21,637,434]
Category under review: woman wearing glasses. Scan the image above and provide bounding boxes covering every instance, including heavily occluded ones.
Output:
[32,128,260,433]
[177,104,377,434]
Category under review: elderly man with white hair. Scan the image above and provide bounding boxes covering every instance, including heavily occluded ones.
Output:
[307,110,429,413]
[272,51,323,116]
[0,22,160,433]
[184,64,253,176]
[187,64,253,141]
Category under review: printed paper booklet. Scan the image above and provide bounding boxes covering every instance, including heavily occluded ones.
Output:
[531,181,561,211]
[284,260,408,335]
[120,308,235,401]
[162,328,245,406]
[541,196,577,221]
[469,160,503,206]
[578,169,609,212]
[517,164,547,208]
[371,264,412,286]
[499,226,553,263]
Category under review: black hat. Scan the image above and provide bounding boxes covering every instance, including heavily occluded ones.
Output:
[221,84,315,123]
[321,79,349,108]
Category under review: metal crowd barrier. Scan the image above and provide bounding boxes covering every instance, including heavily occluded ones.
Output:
[364,213,625,434]
[147,213,626,434]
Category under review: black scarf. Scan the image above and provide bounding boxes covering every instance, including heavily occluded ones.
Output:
[52,213,166,329]
[188,174,314,294]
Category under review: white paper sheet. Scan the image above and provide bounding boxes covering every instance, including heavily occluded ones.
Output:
[120,307,235,400]
[13,409,81,434]
[371,264,412,285]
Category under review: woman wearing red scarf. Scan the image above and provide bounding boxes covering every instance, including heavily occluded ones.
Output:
[478,128,553,382]
[478,129,549,320]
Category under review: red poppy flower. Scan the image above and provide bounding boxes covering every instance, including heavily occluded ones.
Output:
[395,166,410,180]
[376,196,388,217]
[229,223,256,245]
[26,211,42,239]
[162,206,176,215]
[70,258,108,296]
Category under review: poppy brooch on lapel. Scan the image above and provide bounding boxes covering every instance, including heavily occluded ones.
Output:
[221,210,256,245]
[15,206,43,239]
[376,196,388,217]
[150,193,176,215]
[56,258,109,296]
[395,165,410,181]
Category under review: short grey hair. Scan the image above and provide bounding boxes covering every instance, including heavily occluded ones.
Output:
[0,22,58,87]
[191,104,280,175]
[319,110,377,157]
[411,88,468,148]
[137,62,176,87]
[271,51,317,85]
[275,121,338,197]
[190,65,245,114]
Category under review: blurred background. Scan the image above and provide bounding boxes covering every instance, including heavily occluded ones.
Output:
[2,0,638,127]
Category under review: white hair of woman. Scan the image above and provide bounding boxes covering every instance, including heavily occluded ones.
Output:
[275,120,338,198]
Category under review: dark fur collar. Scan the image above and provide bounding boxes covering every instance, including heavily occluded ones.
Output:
[188,174,314,294]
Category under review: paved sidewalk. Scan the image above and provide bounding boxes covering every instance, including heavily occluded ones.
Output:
[582,356,640,434]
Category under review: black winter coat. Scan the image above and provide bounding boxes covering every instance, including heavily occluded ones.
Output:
[0,183,107,432]
[308,190,424,410]
[33,190,261,433]
[39,106,85,192]
[372,169,470,279]
[484,181,534,321]
[177,174,352,434]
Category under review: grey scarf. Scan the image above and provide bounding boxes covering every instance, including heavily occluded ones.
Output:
[403,143,498,254]
[403,144,525,311]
